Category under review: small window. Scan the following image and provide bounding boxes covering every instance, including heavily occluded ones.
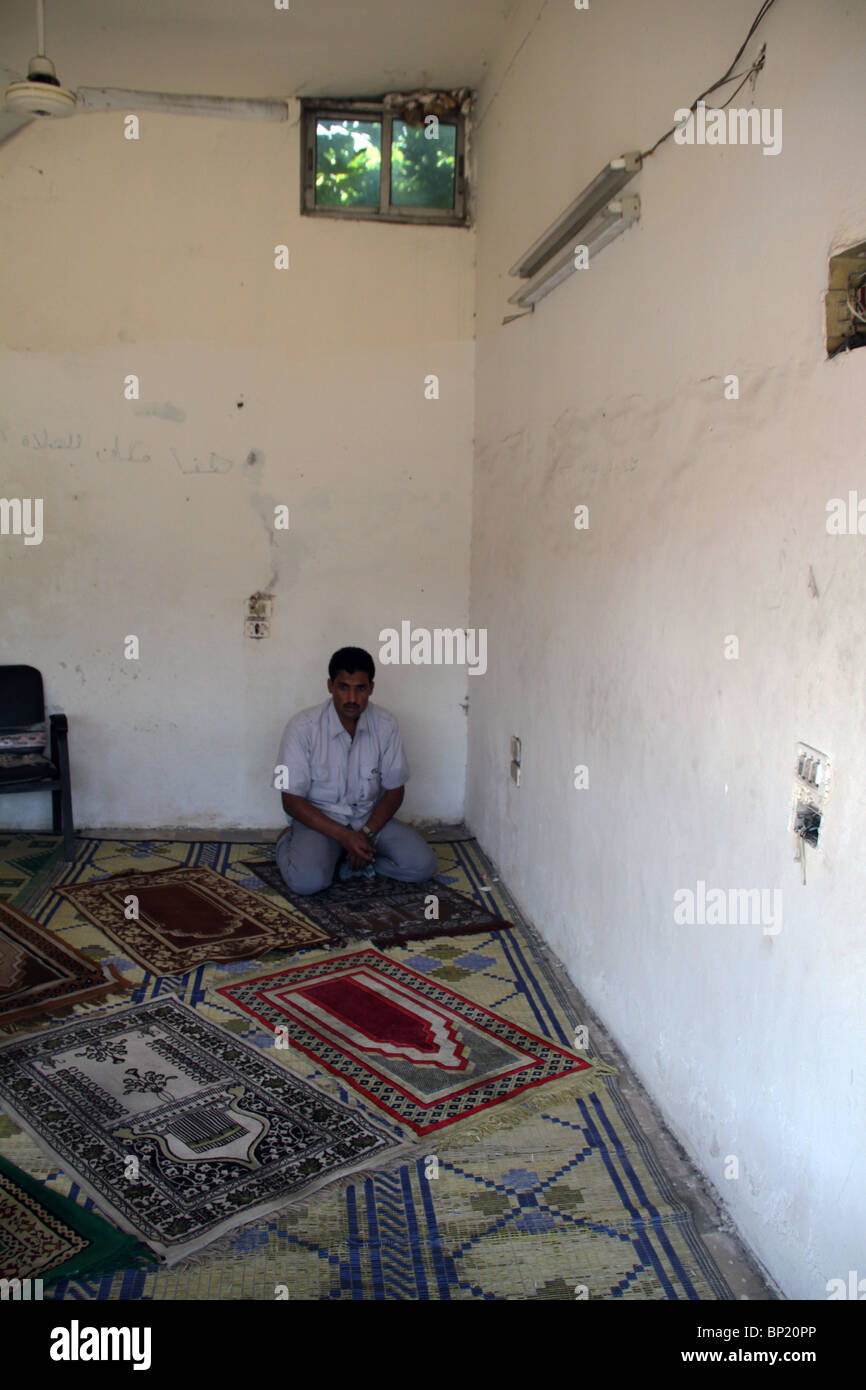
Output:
[301,95,468,226]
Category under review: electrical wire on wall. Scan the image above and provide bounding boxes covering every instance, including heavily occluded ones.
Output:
[828,267,866,358]
[641,0,779,160]
[794,831,807,886]
[500,0,778,323]
[846,269,866,324]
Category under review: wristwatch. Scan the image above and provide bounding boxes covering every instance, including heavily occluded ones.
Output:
[361,824,376,841]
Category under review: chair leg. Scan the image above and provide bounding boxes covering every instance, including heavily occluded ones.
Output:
[53,733,76,862]
[52,788,62,833]
[61,784,75,861]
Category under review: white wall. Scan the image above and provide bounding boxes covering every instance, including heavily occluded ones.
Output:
[468,0,866,1298]
[0,110,475,828]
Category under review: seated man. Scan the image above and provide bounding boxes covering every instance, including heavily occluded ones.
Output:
[274,646,438,895]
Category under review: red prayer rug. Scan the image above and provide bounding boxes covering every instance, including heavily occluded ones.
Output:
[0,898,128,1026]
[217,948,593,1134]
[58,866,328,977]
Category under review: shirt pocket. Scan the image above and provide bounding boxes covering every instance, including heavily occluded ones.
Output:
[362,765,382,800]
[311,760,340,802]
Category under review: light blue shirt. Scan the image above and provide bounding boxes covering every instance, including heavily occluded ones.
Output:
[276,698,409,827]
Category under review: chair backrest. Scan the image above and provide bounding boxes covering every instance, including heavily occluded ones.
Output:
[0,665,46,727]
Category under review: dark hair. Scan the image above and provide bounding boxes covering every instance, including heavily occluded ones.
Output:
[328,647,375,682]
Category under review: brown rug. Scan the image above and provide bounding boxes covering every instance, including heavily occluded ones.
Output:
[0,898,128,1026]
[241,861,510,948]
[58,865,328,977]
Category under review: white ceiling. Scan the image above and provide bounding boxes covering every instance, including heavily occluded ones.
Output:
[1,0,514,98]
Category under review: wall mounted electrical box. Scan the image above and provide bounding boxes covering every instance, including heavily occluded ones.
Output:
[826,239,866,357]
[245,592,273,639]
[791,742,830,847]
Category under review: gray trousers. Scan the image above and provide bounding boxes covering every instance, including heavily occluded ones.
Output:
[275,818,438,896]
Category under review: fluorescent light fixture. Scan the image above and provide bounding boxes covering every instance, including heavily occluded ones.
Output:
[509,152,641,281]
[508,195,640,308]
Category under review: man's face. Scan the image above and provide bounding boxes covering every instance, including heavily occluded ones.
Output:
[328,669,373,721]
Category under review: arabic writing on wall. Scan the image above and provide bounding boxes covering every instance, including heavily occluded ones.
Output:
[0,425,233,473]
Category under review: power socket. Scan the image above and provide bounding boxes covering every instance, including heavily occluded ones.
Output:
[245,592,273,639]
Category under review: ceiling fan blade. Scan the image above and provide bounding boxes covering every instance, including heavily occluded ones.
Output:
[76,88,288,122]
[0,110,36,147]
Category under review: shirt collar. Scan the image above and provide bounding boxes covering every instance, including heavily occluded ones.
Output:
[327,699,370,738]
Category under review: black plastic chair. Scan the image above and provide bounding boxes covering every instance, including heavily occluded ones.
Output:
[0,665,75,859]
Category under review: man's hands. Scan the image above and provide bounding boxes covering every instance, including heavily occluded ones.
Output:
[342,827,375,870]
[277,801,373,870]
[280,787,406,872]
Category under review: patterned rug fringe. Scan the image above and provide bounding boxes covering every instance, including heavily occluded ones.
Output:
[434,1058,618,1146]
[168,1067,620,1270]
[0,976,131,1036]
[168,1138,429,1272]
